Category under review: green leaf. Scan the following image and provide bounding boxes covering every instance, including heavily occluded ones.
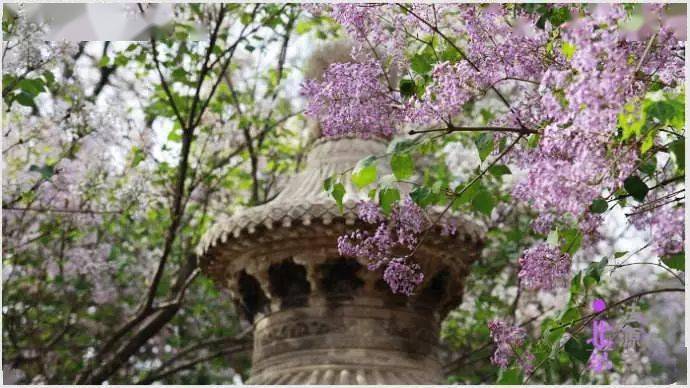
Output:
[527,133,540,148]
[453,182,481,206]
[662,252,684,271]
[410,53,433,74]
[351,156,377,188]
[637,157,657,175]
[29,164,55,179]
[623,175,649,202]
[640,131,655,154]
[167,129,182,142]
[471,189,495,216]
[564,337,593,363]
[130,146,146,167]
[474,132,494,161]
[569,271,583,297]
[323,176,334,193]
[589,198,608,214]
[98,55,110,67]
[670,140,684,172]
[387,138,416,154]
[561,41,576,60]
[114,53,128,67]
[618,102,645,141]
[42,70,55,86]
[488,164,511,177]
[331,182,346,212]
[479,108,495,125]
[240,13,253,25]
[378,186,400,214]
[14,91,35,107]
[561,228,582,255]
[646,99,680,126]
[547,229,559,245]
[497,368,523,385]
[410,186,434,207]
[391,152,414,180]
[584,257,608,286]
[399,79,415,98]
[295,20,313,34]
[171,68,187,82]
[559,307,581,324]
[17,78,45,96]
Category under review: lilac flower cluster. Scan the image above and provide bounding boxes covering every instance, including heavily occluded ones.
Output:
[488,319,535,373]
[356,200,384,224]
[518,243,571,291]
[338,198,429,295]
[301,60,401,139]
[512,4,681,240]
[409,5,547,126]
[383,258,425,296]
[329,4,377,41]
[630,198,684,257]
[588,299,614,373]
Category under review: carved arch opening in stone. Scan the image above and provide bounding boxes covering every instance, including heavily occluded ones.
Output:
[318,258,364,299]
[268,259,311,308]
[237,271,270,323]
[413,269,450,311]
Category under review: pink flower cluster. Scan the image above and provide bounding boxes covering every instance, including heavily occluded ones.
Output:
[338,198,429,295]
[488,319,535,373]
[301,61,401,139]
[518,243,571,291]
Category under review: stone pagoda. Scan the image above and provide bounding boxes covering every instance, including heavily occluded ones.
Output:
[197,137,486,383]
[196,42,485,384]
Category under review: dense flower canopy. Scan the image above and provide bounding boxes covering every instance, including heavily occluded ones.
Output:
[305,2,685,381]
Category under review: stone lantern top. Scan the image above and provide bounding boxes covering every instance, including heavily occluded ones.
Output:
[196,135,485,265]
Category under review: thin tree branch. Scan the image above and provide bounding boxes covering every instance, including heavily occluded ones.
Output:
[409,125,536,136]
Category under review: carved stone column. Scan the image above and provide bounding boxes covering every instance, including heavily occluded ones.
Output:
[197,137,485,384]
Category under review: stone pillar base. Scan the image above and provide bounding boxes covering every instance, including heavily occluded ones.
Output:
[247,297,441,384]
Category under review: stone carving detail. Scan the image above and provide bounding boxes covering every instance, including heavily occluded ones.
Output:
[256,319,338,347]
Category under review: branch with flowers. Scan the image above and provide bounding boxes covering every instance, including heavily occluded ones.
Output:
[304,3,685,384]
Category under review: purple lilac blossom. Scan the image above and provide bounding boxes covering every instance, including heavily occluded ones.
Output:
[588,320,614,373]
[488,319,535,373]
[592,298,607,313]
[383,258,424,296]
[518,243,571,291]
[587,298,614,373]
[301,61,401,139]
[357,200,384,224]
[337,197,429,294]
[630,199,684,257]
